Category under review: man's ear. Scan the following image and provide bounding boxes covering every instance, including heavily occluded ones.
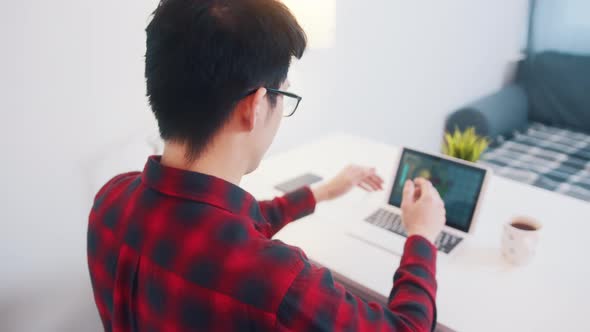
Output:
[236,87,267,132]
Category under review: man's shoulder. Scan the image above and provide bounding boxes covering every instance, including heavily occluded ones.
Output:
[88,171,142,232]
[93,172,142,202]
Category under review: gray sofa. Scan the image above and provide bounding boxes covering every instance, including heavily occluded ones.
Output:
[445,51,590,201]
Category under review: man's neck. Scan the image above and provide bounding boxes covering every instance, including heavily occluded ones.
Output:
[160,139,247,186]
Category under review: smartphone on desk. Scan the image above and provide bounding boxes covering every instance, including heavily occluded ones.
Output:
[275,173,323,193]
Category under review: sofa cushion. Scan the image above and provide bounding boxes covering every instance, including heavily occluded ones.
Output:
[521,52,590,133]
[481,123,590,202]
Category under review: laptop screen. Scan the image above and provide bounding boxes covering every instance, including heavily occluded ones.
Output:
[388,148,487,233]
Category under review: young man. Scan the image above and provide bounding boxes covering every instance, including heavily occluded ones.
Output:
[87,0,446,331]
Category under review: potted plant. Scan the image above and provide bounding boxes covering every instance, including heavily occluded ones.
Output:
[442,127,490,162]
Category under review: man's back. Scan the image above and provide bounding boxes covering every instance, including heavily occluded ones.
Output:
[88,157,438,331]
[88,156,318,331]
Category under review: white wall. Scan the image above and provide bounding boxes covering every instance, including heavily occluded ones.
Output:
[0,0,160,289]
[0,0,528,330]
[273,0,529,155]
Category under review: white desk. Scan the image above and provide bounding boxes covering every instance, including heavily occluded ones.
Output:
[242,134,590,332]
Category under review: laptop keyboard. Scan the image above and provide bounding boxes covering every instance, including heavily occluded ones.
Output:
[365,208,463,254]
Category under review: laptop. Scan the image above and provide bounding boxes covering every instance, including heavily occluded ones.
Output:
[346,147,491,255]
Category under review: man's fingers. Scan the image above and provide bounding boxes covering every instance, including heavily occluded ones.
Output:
[414,178,444,204]
[359,180,375,191]
[364,175,383,190]
[362,168,383,189]
[401,180,415,207]
[344,166,384,191]
[358,182,373,192]
[369,173,384,186]
[414,178,433,197]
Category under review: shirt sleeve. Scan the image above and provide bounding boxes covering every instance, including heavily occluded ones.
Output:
[276,236,438,332]
[257,187,317,238]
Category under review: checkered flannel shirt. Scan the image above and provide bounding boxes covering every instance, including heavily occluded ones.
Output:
[88,156,437,331]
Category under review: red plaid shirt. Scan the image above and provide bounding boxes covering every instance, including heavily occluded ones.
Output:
[88,156,437,331]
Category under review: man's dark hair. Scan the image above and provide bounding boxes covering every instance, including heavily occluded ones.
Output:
[145,0,307,160]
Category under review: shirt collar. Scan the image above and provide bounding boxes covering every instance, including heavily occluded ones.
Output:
[141,156,266,225]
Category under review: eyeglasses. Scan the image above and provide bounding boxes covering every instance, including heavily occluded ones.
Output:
[243,88,303,118]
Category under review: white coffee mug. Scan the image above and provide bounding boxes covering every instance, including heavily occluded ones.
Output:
[502,217,542,266]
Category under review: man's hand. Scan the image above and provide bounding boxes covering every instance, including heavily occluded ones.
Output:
[401,178,446,244]
[312,165,384,203]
